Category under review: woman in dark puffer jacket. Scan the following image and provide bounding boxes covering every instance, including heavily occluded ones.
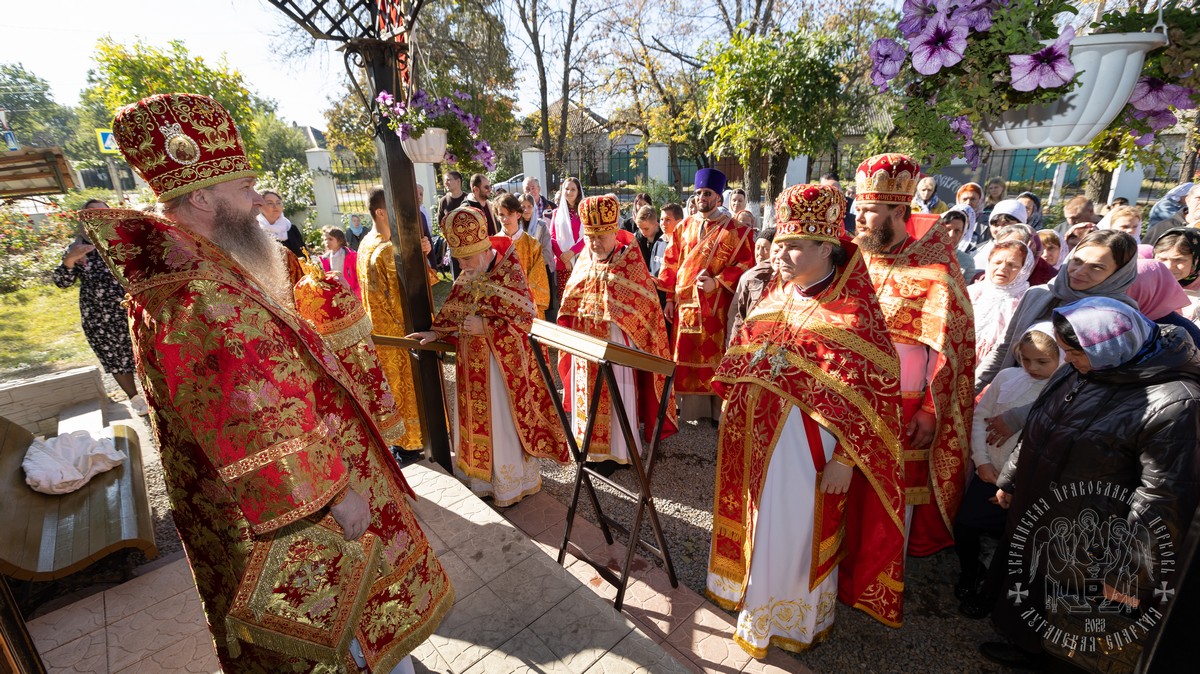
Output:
[980,297,1200,673]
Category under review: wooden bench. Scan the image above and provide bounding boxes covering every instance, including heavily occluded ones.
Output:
[0,414,158,581]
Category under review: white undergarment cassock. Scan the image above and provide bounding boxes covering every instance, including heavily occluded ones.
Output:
[569,323,641,464]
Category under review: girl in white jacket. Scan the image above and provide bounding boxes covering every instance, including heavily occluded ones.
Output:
[954,323,1062,617]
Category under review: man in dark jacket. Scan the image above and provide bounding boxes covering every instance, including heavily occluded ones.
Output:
[981,298,1200,674]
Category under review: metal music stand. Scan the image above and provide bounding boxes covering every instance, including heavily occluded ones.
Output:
[528,319,678,610]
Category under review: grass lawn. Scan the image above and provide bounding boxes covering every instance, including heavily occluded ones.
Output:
[0,286,93,377]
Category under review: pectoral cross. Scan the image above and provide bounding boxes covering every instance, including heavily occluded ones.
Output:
[749,344,791,378]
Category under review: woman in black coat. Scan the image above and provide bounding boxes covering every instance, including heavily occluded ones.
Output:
[981,297,1200,673]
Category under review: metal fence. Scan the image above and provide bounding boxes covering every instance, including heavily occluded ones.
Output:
[329,154,380,219]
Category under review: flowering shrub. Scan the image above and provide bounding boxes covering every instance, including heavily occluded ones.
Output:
[0,208,79,293]
[375,89,496,173]
[868,1,1199,170]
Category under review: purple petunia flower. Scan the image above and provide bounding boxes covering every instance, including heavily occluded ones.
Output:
[397,123,413,141]
[948,115,973,140]
[1009,26,1075,92]
[453,90,472,101]
[963,142,981,169]
[869,38,907,88]
[443,151,458,165]
[952,0,994,32]
[1133,131,1156,146]
[898,0,938,39]
[910,14,969,76]
[376,91,395,108]
[1130,77,1194,112]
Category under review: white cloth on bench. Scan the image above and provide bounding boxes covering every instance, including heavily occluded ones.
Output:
[22,429,125,495]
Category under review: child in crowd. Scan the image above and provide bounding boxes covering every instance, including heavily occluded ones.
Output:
[954,324,1062,618]
[318,226,361,300]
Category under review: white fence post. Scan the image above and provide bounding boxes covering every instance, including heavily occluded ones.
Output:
[1109,164,1146,204]
[785,156,809,188]
[522,148,547,192]
[306,148,337,228]
[647,144,670,184]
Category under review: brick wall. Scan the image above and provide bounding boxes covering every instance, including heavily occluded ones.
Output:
[0,367,107,434]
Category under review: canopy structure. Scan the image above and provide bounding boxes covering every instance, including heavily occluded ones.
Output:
[0,148,76,202]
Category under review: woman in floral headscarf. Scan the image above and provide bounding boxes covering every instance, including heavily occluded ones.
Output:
[982,296,1200,671]
[970,240,1036,370]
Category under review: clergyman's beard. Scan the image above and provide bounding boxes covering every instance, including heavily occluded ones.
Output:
[857,221,897,254]
[210,198,294,308]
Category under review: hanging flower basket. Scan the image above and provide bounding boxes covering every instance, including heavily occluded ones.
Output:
[980,31,1168,150]
[401,127,449,164]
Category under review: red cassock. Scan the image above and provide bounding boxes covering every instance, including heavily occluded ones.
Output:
[656,212,756,394]
[864,222,976,557]
[556,231,678,455]
[79,208,452,674]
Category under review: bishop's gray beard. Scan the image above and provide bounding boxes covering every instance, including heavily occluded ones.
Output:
[210,199,294,309]
[857,222,897,254]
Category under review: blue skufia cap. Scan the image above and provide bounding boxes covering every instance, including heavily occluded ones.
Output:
[694,168,727,195]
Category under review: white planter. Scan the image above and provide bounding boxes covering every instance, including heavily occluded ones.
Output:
[980,32,1168,150]
[401,127,449,164]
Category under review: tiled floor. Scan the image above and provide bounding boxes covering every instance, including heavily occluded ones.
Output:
[26,462,811,673]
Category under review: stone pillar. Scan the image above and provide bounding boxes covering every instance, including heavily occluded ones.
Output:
[1048,162,1068,206]
[306,148,337,228]
[784,156,809,188]
[522,148,547,191]
[647,143,670,184]
[1108,164,1145,205]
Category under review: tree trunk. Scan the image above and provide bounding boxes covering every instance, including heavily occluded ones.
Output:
[669,142,682,194]
[1084,135,1121,204]
[1182,118,1199,183]
[745,142,764,206]
[766,149,789,209]
[554,0,581,170]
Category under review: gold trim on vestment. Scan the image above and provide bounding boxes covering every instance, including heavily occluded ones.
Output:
[218,420,332,482]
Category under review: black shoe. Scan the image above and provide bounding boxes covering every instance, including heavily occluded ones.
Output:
[955,563,986,600]
[958,593,994,619]
[391,447,424,466]
[585,460,622,478]
[979,641,1045,670]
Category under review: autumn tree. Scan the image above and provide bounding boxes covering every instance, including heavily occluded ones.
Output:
[0,63,76,150]
[254,110,313,170]
[81,37,271,168]
[702,28,846,206]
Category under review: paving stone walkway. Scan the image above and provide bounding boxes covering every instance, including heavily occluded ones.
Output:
[26,461,808,673]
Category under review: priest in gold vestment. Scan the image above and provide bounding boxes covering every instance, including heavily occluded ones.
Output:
[357,187,424,452]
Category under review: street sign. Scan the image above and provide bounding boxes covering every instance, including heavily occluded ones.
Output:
[95,128,121,155]
[3,130,17,152]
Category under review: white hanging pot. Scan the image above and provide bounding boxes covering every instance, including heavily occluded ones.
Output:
[980,32,1168,150]
[401,127,449,164]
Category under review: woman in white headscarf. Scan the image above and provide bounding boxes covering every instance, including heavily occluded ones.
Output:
[970,240,1037,371]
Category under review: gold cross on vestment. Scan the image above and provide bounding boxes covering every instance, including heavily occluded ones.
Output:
[749,344,790,378]
[749,343,770,367]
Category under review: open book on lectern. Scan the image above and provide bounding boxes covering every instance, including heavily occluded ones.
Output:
[529,319,675,376]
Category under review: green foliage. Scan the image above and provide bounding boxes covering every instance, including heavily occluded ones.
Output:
[0,63,77,149]
[324,87,377,163]
[701,29,846,164]
[0,285,92,374]
[631,178,680,209]
[82,37,271,168]
[0,208,78,294]
[254,111,312,170]
[303,226,325,253]
[257,158,314,219]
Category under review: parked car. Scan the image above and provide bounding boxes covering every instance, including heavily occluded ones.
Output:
[493,173,524,195]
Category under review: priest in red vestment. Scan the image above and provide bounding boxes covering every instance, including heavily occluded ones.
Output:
[556,195,677,471]
[81,93,452,674]
[853,153,976,558]
[707,184,906,657]
[656,168,756,423]
[408,207,568,505]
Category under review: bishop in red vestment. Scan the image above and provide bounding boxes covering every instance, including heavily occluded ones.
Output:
[557,195,677,467]
[656,168,756,422]
[707,184,906,657]
[83,93,452,673]
[853,153,976,558]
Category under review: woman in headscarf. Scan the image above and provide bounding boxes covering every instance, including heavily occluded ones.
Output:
[1153,228,1200,323]
[939,205,977,282]
[976,229,1140,392]
[1127,257,1200,344]
[981,297,1200,672]
[1016,191,1043,230]
[970,241,1037,370]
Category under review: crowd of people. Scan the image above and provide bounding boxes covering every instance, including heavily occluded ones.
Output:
[75,90,1198,674]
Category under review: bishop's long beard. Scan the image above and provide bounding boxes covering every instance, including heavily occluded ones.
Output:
[210,198,294,308]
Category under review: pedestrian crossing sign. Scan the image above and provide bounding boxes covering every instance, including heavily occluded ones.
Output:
[96,129,121,155]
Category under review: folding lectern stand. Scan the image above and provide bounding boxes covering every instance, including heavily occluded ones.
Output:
[528,319,679,610]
